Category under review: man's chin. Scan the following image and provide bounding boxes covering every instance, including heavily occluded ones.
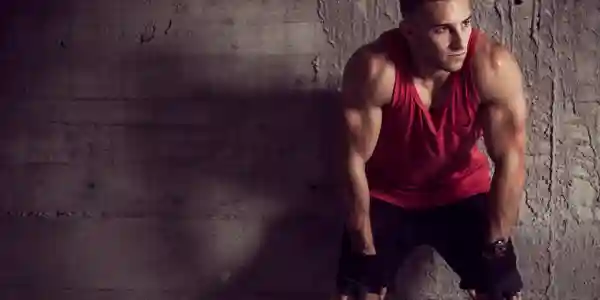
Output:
[442,60,466,72]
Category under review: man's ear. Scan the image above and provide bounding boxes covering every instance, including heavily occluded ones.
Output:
[398,24,417,46]
[398,21,414,38]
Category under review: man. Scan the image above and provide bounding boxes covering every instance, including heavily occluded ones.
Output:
[335,0,527,299]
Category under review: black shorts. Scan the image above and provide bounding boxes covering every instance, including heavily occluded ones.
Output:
[336,193,523,298]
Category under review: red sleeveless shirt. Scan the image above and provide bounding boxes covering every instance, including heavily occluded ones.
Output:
[365,28,491,209]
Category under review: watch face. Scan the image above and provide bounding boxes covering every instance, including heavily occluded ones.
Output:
[493,243,507,256]
[492,239,508,257]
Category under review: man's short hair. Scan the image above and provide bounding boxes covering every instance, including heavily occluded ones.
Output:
[400,0,426,16]
[400,0,447,17]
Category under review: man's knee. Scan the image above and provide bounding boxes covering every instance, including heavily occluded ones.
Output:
[367,287,387,300]
[365,290,386,300]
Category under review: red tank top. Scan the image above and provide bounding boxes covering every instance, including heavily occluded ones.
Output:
[365,28,491,209]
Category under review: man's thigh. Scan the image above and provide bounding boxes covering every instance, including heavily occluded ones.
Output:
[427,194,523,299]
[335,199,418,298]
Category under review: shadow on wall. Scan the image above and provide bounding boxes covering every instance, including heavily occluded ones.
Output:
[0,0,76,298]
[125,49,437,300]
[125,49,346,299]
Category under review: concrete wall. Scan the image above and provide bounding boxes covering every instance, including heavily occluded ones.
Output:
[0,0,598,299]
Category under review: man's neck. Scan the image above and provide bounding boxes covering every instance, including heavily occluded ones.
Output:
[411,56,450,90]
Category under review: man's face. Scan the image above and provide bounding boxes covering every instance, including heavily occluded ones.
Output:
[403,0,473,72]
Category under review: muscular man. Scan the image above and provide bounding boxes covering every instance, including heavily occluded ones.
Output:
[335,0,527,299]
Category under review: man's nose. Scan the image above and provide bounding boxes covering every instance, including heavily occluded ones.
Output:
[449,30,467,52]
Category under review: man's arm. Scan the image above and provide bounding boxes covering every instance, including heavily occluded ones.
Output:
[476,43,527,242]
[340,46,387,255]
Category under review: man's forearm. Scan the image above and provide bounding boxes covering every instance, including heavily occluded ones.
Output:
[344,156,371,226]
[488,154,525,241]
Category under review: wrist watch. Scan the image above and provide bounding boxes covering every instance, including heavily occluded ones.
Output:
[484,238,508,258]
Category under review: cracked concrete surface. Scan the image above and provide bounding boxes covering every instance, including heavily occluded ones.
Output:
[0,0,598,299]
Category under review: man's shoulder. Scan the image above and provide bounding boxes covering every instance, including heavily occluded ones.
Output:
[471,32,520,78]
[345,38,395,81]
[342,37,397,107]
[470,31,523,103]
[472,30,522,102]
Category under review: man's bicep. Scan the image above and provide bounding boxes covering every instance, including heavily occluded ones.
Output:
[482,99,526,162]
[342,67,382,161]
[341,48,384,161]
[344,106,382,161]
[480,49,527,161]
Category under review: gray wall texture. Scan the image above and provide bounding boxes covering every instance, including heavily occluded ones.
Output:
[0,0,598,299]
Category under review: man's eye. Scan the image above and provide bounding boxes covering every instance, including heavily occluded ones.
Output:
[434,27,448,34]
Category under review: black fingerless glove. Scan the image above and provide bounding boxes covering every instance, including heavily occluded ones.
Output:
[480,239,522,299]
[343,253,384,297]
